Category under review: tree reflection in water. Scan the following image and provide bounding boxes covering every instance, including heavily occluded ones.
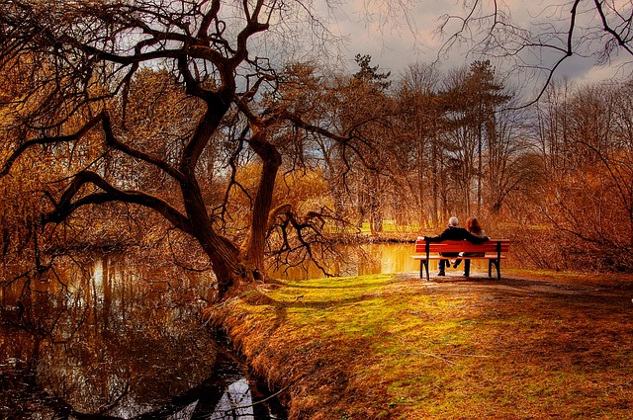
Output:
[0,253,283,420]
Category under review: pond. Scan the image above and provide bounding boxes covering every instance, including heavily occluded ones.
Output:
[268,243,419,280]
[0,253,285,420]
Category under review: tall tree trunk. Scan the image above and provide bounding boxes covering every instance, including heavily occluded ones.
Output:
[432,140,440,227]
[181,178,241,295]
[181,109,244,295]
[245,136,282,275]
[477,120,483,215]
[369,172,382,234]
[418,136,425,228]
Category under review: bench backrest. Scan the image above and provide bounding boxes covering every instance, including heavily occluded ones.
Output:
[414,238,510,254]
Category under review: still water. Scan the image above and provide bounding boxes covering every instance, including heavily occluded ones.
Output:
[269,242,463,280]
[269,242,505,280]
[268,243,420,280]
[0,253,284,420]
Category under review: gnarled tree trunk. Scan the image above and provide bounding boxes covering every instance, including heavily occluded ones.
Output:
[244,133,282,276]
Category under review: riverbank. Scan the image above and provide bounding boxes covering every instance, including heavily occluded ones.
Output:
[207,270,633,419]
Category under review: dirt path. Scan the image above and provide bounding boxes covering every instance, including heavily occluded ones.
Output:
[406,270,633,300]
[383,271,633,418]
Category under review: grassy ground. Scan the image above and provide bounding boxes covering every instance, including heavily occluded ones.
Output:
[208,270,633,420]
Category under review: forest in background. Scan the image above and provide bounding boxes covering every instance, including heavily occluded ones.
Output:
[2,55,632,276]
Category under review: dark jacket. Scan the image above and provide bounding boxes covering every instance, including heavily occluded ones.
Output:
[424,226,489,244]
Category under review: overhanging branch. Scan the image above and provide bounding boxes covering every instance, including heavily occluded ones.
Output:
[277,110,382,172]
[100,112,186,183]
[42,171,193,236]
[0,113,103,176]
[1,111,187,184]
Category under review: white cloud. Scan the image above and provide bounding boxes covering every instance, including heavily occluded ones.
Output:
[317,0,633,92]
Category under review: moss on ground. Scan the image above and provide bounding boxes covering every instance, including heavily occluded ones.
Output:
[208,271,633,419]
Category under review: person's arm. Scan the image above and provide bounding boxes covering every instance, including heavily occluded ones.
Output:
[465,231,489,244]
[424,228,450,242]
[423,234,441,242]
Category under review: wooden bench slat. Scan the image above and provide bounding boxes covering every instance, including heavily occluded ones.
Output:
[414,239,510,253]
[412,255,508,260]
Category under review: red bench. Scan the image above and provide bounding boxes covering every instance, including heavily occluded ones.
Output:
[412,237,510,281]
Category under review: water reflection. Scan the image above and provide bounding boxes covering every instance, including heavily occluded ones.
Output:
[269,243,422,280]
[269,242,502,280]
[0,253,283,420]
[209,379,258,420]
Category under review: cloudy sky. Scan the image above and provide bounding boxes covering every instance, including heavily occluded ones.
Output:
[312,0,633,95]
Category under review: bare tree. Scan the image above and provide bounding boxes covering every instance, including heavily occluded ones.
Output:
[530,78,633,269]
[438,0,633,103]
[0,0,371,298]
[395,62,444,228]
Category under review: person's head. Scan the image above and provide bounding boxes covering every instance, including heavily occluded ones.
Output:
[448,216,459,227]
[466,217,483,234]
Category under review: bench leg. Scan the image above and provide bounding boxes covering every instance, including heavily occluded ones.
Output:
[488,259,501,279]
[420,260,430,281]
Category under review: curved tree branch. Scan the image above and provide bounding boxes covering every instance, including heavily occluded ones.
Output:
[0,113,103,176]
[197,0,222,39]
[1,111,187,184]
[232,0,270,69]
[100,112,186,183]
[42,171,193,236]
[594,0,633,56]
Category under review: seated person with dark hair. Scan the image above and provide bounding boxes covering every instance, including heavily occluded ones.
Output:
[424,216,489,277]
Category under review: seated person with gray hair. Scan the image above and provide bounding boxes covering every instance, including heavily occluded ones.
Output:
[424,216,489,277]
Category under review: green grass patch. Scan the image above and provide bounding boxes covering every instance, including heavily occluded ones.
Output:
[214,273,633,419]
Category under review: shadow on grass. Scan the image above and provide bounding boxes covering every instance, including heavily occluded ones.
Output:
[232,273,633,418]
[270,279,399,291]
[240,285,386,337]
